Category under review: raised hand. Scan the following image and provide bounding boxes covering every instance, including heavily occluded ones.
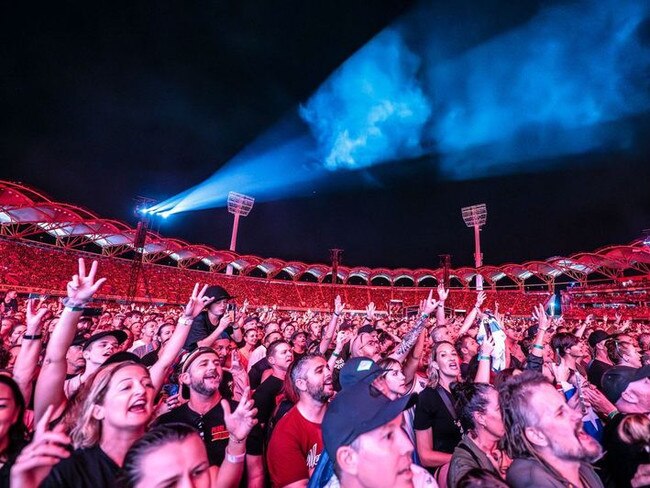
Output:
[421,290,439,316]
[365,302,376,320]
[183,283,213,319]
[437,283,449,302]
[26,299,49,334]
[66,258,107,305]
[334,295,345,316]
[223,387,258,442]
[335,330,351,350]
[11,405,71,487]
[475,291,486,308]
[480,335,495,356]
[532,304,550,331]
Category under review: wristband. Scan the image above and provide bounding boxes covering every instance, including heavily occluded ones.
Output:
[62,297,88,312]
[420,313,430,320]
[331,351,340,357]
[22,334,43,341]
[229,434,245,444]
[478,355,491,361]
[607,409,619,421]
[533,344,544,350]
[225,448,246,464]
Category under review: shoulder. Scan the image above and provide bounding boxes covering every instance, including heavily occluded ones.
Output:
[411,463,438,487]
[506,458,559,487]
[156,403,193,424]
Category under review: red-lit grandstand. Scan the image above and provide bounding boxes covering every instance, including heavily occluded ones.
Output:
[1,180,649,317]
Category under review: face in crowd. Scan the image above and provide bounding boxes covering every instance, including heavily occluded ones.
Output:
[141,320,157,340]
[84,336,119,366]
[431,342,460,379]
[379,362,408,398]
[269,341,294,372]
[337,415,415,488]
[207,298,227,317]
[129,321,143,339]
[525,382,602,463]
[66,344,86,371]
[295,356,334,403]
[0,380,21,446]
[183,352,222,397]
[94,364,156,432]
[156,324,175,346]
[243,329,258,348]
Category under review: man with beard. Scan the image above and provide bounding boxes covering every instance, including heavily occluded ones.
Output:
[267,354,334,487]
[500,371,604,488]
[155,347,254,468]
[65,335,86,378]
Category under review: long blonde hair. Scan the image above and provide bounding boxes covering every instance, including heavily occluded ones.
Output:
[69,361,148,449]
[426,341,454,388]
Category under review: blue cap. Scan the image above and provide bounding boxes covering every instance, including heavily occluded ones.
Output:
[322,381,413,460]
[339,357,386,389]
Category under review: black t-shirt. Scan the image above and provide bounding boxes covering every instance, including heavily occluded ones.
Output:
[413,386,462,456]
[41,446,120,488]
[248,375,284,455]
[587,359,611,390]
[249,357,271,390]
[0,440,26,488]
[183,311,234,351]
[598,413,650,488]
[155,399,245,466]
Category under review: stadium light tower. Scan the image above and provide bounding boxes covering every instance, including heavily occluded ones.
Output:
[226,192,255,275]
[461,203,487,291]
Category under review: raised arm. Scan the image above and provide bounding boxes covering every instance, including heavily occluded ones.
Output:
[474,336,495,384]
[150,284,212,392]
[436,284,449,326]
[34,259,106,423]
[389,290,437,363]
[13,299,48,404]
[319,295,344,354]
[458,291,486,337]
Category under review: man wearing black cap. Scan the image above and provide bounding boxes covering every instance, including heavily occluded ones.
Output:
[63,329,128,397]
[598,365,650,487]
[65,335,86,378]
[587,330,612,389]
[183,285,242,351]
[155,347,254,467]
[312,379,435,488]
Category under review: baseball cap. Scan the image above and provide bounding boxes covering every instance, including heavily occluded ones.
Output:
[103,351,142,366]
[357,324,375,335]
[601,365,650,403]
[339,357,386,389]
[588,330,610,348]
[83,330,128,350]
[179,347,219,399]
[203,285,234,303]
[322,380,414,460]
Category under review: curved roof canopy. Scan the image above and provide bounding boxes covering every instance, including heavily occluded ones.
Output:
[1,180,648,286]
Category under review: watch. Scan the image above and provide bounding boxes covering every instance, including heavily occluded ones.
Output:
[178,316,193,326]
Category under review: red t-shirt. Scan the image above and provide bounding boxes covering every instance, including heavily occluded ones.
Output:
[266,405,323,487]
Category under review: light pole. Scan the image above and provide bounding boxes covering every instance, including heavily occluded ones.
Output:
[226,192,254,275]
[461,204,487,291]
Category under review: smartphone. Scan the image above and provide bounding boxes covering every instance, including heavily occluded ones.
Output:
[162,384,179,397]
[82,307,103,317]
[226,303,236,313]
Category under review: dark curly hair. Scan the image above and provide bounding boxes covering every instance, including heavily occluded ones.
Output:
[451,382,495,433]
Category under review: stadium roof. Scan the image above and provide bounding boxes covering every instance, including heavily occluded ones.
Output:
[1,180,648,286]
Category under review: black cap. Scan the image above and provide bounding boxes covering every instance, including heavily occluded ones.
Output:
[83,330,128,350]
[588,330,610,348]
[103,351,142,366]
[357,324,375,335]
[601,365,650,403]
[322,381,413,460]
[203,285,234,303]
[179,347,219,399]
[71,334,87,347]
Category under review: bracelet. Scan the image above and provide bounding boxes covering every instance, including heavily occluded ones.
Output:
[533,344,544,350]
[334,312,340,316]
[225,448,246,464]
[229,434,245,444]
[62,297,88,312]
[331,351,340,357]
[22,334,43,341]
[607,409,619,421]
[478,355,491,361]
[420,313,430,319]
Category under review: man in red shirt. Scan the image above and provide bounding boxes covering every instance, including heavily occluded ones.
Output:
[267,353,334,487]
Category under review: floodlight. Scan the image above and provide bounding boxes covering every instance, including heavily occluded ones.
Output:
[461,203,487,290]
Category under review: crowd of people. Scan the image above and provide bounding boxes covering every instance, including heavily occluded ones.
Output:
[0,257,649,487]
[0,238,550,314]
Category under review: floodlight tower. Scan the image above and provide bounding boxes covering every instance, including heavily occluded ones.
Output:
[226,192,255,275]
[461,204,487,291]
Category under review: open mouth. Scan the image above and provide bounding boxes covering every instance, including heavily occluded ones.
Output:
[128,399,148,414]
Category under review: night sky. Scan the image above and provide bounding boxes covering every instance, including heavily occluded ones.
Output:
[2,1,649,270]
